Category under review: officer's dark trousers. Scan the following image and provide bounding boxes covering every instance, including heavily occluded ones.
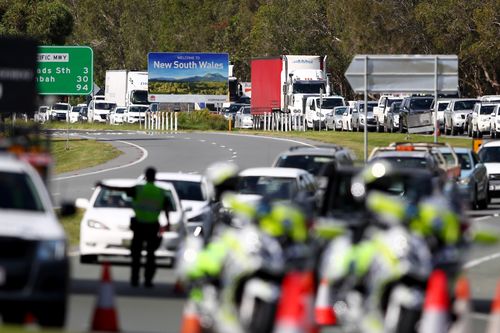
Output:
[130,222,160,285]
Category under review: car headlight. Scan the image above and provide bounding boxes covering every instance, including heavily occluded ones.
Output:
[87,219,109,230]
[360,118,365,123]
[36,240,66,261]
[459,178,470,185]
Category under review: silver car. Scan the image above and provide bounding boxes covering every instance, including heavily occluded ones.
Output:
[325,106,347,130]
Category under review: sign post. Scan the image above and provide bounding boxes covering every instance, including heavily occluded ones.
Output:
[345,54,459,161]
[37,46,93,95]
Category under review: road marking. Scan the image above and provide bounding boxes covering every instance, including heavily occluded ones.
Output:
[53,140,148,181]
[52,193,60,196]
[471,215,495,222]
[228,148,233,151]
[207,132,316,147]
[200,139,206,142]
[464,252,500,269]
[212,142,217,145]
[220,145,226,148]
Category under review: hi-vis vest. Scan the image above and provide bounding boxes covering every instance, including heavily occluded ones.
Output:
[132,183,165,223]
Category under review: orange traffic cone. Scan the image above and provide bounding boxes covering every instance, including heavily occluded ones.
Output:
[24,312,39,331]
[91,262,119,332]
[273,271,318,333]
[486,278,500,333]
[418,270,450,333]
[180,300,201,333]
[314,278,336,326]
[449,275,471,333]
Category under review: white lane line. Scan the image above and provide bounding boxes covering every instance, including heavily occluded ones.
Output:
[228,148,233,151]
[220,145,226,148]
[464,252,500,269]
[53,140,148,181]
[206,132,316,148]
[471,216,496,222]
[200,139,206,142]
[184,137,191,140]
[212,142,217,145]
[52,193,60,196]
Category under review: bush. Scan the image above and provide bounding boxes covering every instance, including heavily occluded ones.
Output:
[177,110,228,130]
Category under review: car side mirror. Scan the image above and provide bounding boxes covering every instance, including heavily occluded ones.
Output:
[75,198,90,210]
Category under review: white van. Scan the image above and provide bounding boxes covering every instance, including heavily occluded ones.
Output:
[88,99,117,123]
[305,96,345,129]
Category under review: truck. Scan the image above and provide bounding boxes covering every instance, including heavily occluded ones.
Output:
[250,55,330,116]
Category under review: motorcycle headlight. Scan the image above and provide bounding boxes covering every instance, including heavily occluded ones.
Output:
[87,219,109,230]
[36,240,66,261]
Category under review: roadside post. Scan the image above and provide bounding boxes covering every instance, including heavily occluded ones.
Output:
[345,54,459,161]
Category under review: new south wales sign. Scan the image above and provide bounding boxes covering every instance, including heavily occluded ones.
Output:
[148,52,229,103]
[37,46,93,95]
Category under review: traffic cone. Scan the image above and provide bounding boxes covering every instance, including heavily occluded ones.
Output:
[418,269,450,333]
[91,262,119,332]
[486,278,500,333]
[273,271,318,333]
[449,275,471,333]
[180,300,201,333]
[24,312,39,331]
[314,278,336,326]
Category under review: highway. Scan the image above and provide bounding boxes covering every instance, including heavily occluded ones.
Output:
[50,131,500,333]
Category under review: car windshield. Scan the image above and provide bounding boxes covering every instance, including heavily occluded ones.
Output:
[275,155,334,176]
[52,104,70,110]
[158,180,205,201]
[373,156,428,169]
[131,90,149,105]
[387,99,402,107]
[317,98,344,109]
[0,172,44,212]
[410,98,433,110]
[456,153,472,170]
[480,105,496,115]
[72,107,81,113]
[95,103,117,110]
[479,147,500,163]
[440,152,458,167]
[358,102,377,112]
[293,82,325,94]
[116,108,125,114]
[335,107,346,115]
[438,102,449,111]
[129,106,148,113]
[454,100,477,111]
[229,104,246,113]
[391,102,401,113]
[94,187,177,210]
[237,176,298,200]
[241,107,251,114]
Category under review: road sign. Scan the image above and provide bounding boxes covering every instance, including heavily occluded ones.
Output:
[148,52,229,103]
[37,46,93,95]
[344,54,458,93]
[0,37,37,113]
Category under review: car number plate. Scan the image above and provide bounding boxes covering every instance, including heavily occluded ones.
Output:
[0,267,5,285]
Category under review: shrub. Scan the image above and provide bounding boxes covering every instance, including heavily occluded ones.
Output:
[177,110,228,130]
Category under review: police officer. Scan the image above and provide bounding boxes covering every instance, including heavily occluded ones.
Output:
[99,167,170,287]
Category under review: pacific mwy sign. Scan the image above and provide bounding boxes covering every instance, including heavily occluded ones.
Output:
[152,60,224,69]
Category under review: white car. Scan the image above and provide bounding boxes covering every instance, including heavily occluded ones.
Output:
[431,100,450,129]
[443,99,478,135]
[144,172,210,234]
[35,106,49,123]
[109,107,126,125]
[470,103,496,137]
[124,105,148,123]
[342,106,358,131]
[234,105,253,129]
[68,105,81,123]
[236,167,318,204]
[77,179,186,265]
[0,155,69,326]
[489,105,500,138]
[50,103,71,121]
[478,141,500,200]
[88,100,117,123]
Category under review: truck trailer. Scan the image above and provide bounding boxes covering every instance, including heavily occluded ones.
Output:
[250,55,330,115]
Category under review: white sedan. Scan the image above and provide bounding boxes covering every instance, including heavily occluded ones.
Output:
[77,179,186,266]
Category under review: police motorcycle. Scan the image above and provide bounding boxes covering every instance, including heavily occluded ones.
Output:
[317,162,445,333]
[177,194,314,333]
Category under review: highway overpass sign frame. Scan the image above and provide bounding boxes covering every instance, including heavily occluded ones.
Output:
[345,54,459,160]
[37,46,93,95]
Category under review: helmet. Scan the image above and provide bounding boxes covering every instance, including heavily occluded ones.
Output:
[205,161,239,201]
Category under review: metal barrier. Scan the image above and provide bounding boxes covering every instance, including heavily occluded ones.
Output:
[252,113,306,132]
[144,111,178,132]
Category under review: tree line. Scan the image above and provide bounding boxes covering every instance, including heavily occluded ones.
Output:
[1,0,499,98]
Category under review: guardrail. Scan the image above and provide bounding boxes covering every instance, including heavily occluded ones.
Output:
[144,111,178,131]
[252,112,306,132]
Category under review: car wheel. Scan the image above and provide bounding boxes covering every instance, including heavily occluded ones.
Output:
[80,254,98,264]
[2,306,24,325]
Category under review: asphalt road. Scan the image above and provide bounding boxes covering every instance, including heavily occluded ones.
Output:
[49,130,500,333]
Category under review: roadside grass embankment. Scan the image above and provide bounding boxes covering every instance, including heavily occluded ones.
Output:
[238,130,473,160]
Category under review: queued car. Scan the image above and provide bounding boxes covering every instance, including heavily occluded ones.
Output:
[0,155,70,327]
[124,105,148,124]
[341,106,357,131]
[443,99,478,136]
[50,103,71,122]
[68,105,81,123]
[399,96,434,133]
[352,101,378,131]
[34,106,49,123]
[109,106,126,125]
[77,179,186,267]
[373,95,404,132]
[469,103,497,138]
[234,105,253,129]
[439,147,488,209]
[325,106,347,131]
[384,101,402,133]
[235,167,318,206]
[478,141,500,199]
[223,103,249,121]
[88,100,117,123]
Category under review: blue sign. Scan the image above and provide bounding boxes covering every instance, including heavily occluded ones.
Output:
[148,52,229,103]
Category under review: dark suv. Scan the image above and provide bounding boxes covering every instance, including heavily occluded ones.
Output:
[399,96,434,133]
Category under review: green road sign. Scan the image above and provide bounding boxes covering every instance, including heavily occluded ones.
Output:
[37,46,93,95]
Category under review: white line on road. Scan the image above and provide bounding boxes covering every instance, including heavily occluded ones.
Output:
[53,140,148,181]
[471,216,496,222]
[206,132,316,148]
[200,139,206,142]
[464,252,500,269]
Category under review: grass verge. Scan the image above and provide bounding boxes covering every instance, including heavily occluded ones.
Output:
[60,209,84,247]
[52,138,122,174]
[237,130,473,159]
